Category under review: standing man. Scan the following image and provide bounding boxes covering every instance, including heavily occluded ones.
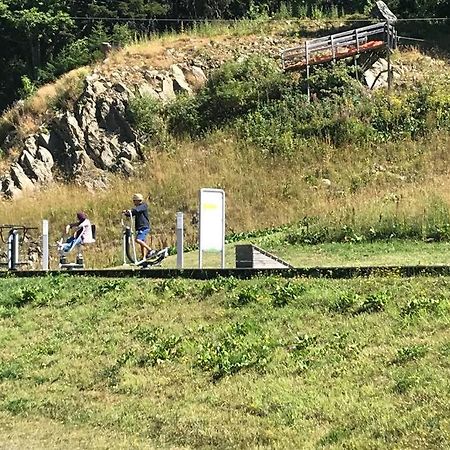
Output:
[123,193,154,260]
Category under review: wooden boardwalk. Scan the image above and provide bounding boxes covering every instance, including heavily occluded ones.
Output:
[281,22,396,72]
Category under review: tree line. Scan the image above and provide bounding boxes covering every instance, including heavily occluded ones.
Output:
[0,0,449,112]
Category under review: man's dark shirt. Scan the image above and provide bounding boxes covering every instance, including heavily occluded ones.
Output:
[131,203,150,230]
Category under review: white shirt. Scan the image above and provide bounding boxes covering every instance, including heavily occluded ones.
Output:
[78,219,95,244]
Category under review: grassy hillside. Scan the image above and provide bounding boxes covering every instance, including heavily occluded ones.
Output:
[0,275,449,448]
[0,22,449,268]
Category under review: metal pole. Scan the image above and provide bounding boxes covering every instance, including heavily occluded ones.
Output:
[7,229,13,270]
[221,195,225,269]
[122,225,127,265]
[8,229,19,271]
[198,190,202,269]
[42,220,49,271]
[176,212,184,269]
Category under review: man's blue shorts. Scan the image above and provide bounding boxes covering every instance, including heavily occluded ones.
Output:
[136,227,150,241]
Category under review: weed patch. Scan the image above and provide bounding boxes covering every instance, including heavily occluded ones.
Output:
[400,297,442,317]
[270,280,306,308]
[195,322,272,379]
[329,292,359,314]
[392,345,428,365]
[229,284,263,307]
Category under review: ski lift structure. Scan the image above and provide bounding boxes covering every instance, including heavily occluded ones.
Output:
[281,1,398,99]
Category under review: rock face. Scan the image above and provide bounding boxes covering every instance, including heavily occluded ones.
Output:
[0,64,208,198]
[0,31,354,198]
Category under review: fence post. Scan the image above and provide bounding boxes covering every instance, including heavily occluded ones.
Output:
[42,220,49,271]
[387,20,392,91]
[7,229,19,271]
[176,212,184,269]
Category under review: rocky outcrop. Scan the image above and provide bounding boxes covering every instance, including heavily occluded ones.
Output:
[0,32,313,198]
[0,63,208,198]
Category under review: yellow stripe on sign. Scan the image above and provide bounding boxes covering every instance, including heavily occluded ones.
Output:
[203,203,218,210]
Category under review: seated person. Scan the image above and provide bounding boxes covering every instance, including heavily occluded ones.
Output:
[59,211,95,253]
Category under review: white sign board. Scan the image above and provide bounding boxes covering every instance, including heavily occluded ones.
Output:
[199,188,225,268]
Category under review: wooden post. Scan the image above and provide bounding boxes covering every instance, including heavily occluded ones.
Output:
[331,36,335,63]
[386,20,392,92]
[305,41,310,102]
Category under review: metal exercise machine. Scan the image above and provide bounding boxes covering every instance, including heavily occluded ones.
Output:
[121,212,168,268]
[58,224,96,270]
[0,225,38,271]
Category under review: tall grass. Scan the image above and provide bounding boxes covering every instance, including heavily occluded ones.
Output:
[1,130,450,267]
[0,28,450,267]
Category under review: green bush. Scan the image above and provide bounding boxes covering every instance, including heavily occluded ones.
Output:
[355,292,388,314]
[329,292,359,314]
[167,55,284,136]
[128,94,165,142]
[393,345,427,365]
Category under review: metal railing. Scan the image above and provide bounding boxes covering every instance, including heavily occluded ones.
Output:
[281,21,397,71]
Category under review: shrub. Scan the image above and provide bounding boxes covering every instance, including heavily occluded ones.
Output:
[153,278,189,298]
[195,324,271,379]
[200,276,238,298]
[400,297,441,317]
[128,94,165,142]
[230,284,262,307]
[270,281,305,307]
[167,55,284,136]
[132,327,183,366]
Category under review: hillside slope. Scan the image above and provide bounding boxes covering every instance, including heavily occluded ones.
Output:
[0,21,449,268]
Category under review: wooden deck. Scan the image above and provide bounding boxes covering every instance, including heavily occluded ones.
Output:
[284,40,386,71]
[281,22,396,72]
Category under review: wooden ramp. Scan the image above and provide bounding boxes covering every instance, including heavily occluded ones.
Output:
[235,244,294,269]
[282,22,396,72]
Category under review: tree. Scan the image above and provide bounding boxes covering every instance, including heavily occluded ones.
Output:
[1,1,73,76]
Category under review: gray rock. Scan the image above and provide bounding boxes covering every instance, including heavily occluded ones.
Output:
[1,177,22,199]
[183,65,207,89]
[113,82,129,94]
[138,83,160,99]
[171,64,192,94]
[22,153,53,183]
[364,59,389,89]
[36,147,54,168]
[160,77,176,102]
[118,157,135,176]
[10,163,34,191]
[23,136,38,157]
[36,133,51,149]
[120,142,139,161]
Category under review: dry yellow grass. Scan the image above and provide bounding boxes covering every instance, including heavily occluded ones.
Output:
[0,23,449,268]
[0,129,449,268]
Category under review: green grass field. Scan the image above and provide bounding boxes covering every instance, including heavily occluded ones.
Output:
[161,239,450,269]
[0,274,449,448]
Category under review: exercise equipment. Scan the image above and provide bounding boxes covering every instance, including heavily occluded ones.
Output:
[58,224,96,269]
[121,212,168,268]
[0,225,38,270]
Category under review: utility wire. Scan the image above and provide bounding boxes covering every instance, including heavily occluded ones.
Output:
[66,16,450,23]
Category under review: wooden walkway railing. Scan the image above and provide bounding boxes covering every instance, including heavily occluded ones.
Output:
[281,21,397,72]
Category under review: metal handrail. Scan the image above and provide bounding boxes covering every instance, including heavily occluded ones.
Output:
[281,21,395,70]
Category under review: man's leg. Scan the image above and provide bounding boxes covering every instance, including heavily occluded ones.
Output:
[136,228,153,259]
[136,239,152,259]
